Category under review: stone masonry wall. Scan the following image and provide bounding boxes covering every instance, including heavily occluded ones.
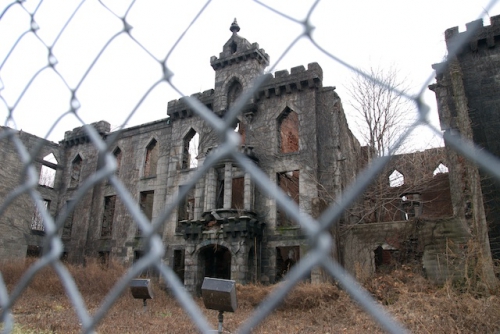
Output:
[431,15,500,258]
[0,127,62,260]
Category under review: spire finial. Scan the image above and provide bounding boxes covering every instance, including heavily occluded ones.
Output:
[230,18,240,34]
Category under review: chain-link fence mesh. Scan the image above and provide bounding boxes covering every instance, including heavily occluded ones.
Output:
[1,0,500,333]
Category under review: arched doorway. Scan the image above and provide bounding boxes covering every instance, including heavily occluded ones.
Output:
[199,244,231,280]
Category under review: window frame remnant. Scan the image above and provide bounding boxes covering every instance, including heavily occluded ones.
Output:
[101,195,116,238]
[278,108,299,153]
[144,139,158,178]
[277,170,300,227]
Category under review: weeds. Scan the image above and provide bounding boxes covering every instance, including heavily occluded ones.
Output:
[0,260,499,333]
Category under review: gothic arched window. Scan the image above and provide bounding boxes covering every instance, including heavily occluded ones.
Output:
[227,80,243,109]
[182,129,199,169]
[278,108,299,153]
[144,139,158,177]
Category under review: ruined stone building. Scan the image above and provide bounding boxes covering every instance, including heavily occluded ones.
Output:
[430,15,500,260]
[2,18,496,292]
[343,16,500,281]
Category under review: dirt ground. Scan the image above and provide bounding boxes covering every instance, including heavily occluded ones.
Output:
[2,260,500,333]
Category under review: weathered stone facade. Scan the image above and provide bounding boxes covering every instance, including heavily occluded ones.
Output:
[1,20,470,292]
[430,15,500,259]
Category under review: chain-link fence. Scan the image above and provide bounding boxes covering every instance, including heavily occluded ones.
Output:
[1,0,500,333]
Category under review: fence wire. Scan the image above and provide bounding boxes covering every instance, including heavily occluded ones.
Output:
[0,0,499,333]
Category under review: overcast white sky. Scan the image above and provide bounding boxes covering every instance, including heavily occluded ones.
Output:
[0,0,498,149]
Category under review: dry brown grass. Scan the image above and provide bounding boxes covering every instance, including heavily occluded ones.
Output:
[1,260,499,333]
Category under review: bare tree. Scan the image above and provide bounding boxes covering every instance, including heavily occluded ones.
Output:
[346,66,413,156]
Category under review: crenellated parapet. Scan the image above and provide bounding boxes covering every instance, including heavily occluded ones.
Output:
[210,42,270,70]
[256,62,323,100]
[167,63,324,122]
[167,89,215,121]
[61,120,110,147]
[445,14,500,53]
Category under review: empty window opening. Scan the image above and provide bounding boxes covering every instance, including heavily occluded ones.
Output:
[26,245,42,258]
[276,246,299,281]
[98,251,110,267]
[433,163,449,176]
[113,147,122,175]
[182,130,199,169]
[178,185,195,221]
[248,245,262,284]
[173,249,185,283]
[39,153,57,188]
[235,122,245,145]
[277,170,299,227]
[389,170,404,187]
[31,199,50,232]
[232,177,244,210]
[101,195,116,238]
[227,81,242,109]
[134,250,144,263]
[230,41,237,54]
[140,191,154,220]
[70,155,82,188]
[62,200,74,238]
[374,245,397,272]
[200,244,231,280]
[144,139,158,177]
[278,108,299,153]
[215,167,225,209]
[138,191,154,236]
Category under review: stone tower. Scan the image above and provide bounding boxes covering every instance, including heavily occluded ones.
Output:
[430,15,500,258]
[210,19,270,116]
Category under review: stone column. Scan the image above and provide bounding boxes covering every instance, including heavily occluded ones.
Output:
[194,178,204,220]
[223,162,232,209]
[244,172,253,211]
[205,168,216,211]
[183,245,197,294]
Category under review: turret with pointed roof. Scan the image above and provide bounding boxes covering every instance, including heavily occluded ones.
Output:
[210,19,270,115]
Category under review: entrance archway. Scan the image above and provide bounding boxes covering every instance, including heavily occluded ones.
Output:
[199,244,231,280]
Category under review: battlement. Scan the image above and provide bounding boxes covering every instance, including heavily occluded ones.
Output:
[210,43,270,70]
[256,62,323,99]
[167,89,215,121]
[445,14,500,53]
[167,63,323,122]
[62,121,110,147]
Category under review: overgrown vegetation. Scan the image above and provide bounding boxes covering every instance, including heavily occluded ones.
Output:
[1,259,499,333]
